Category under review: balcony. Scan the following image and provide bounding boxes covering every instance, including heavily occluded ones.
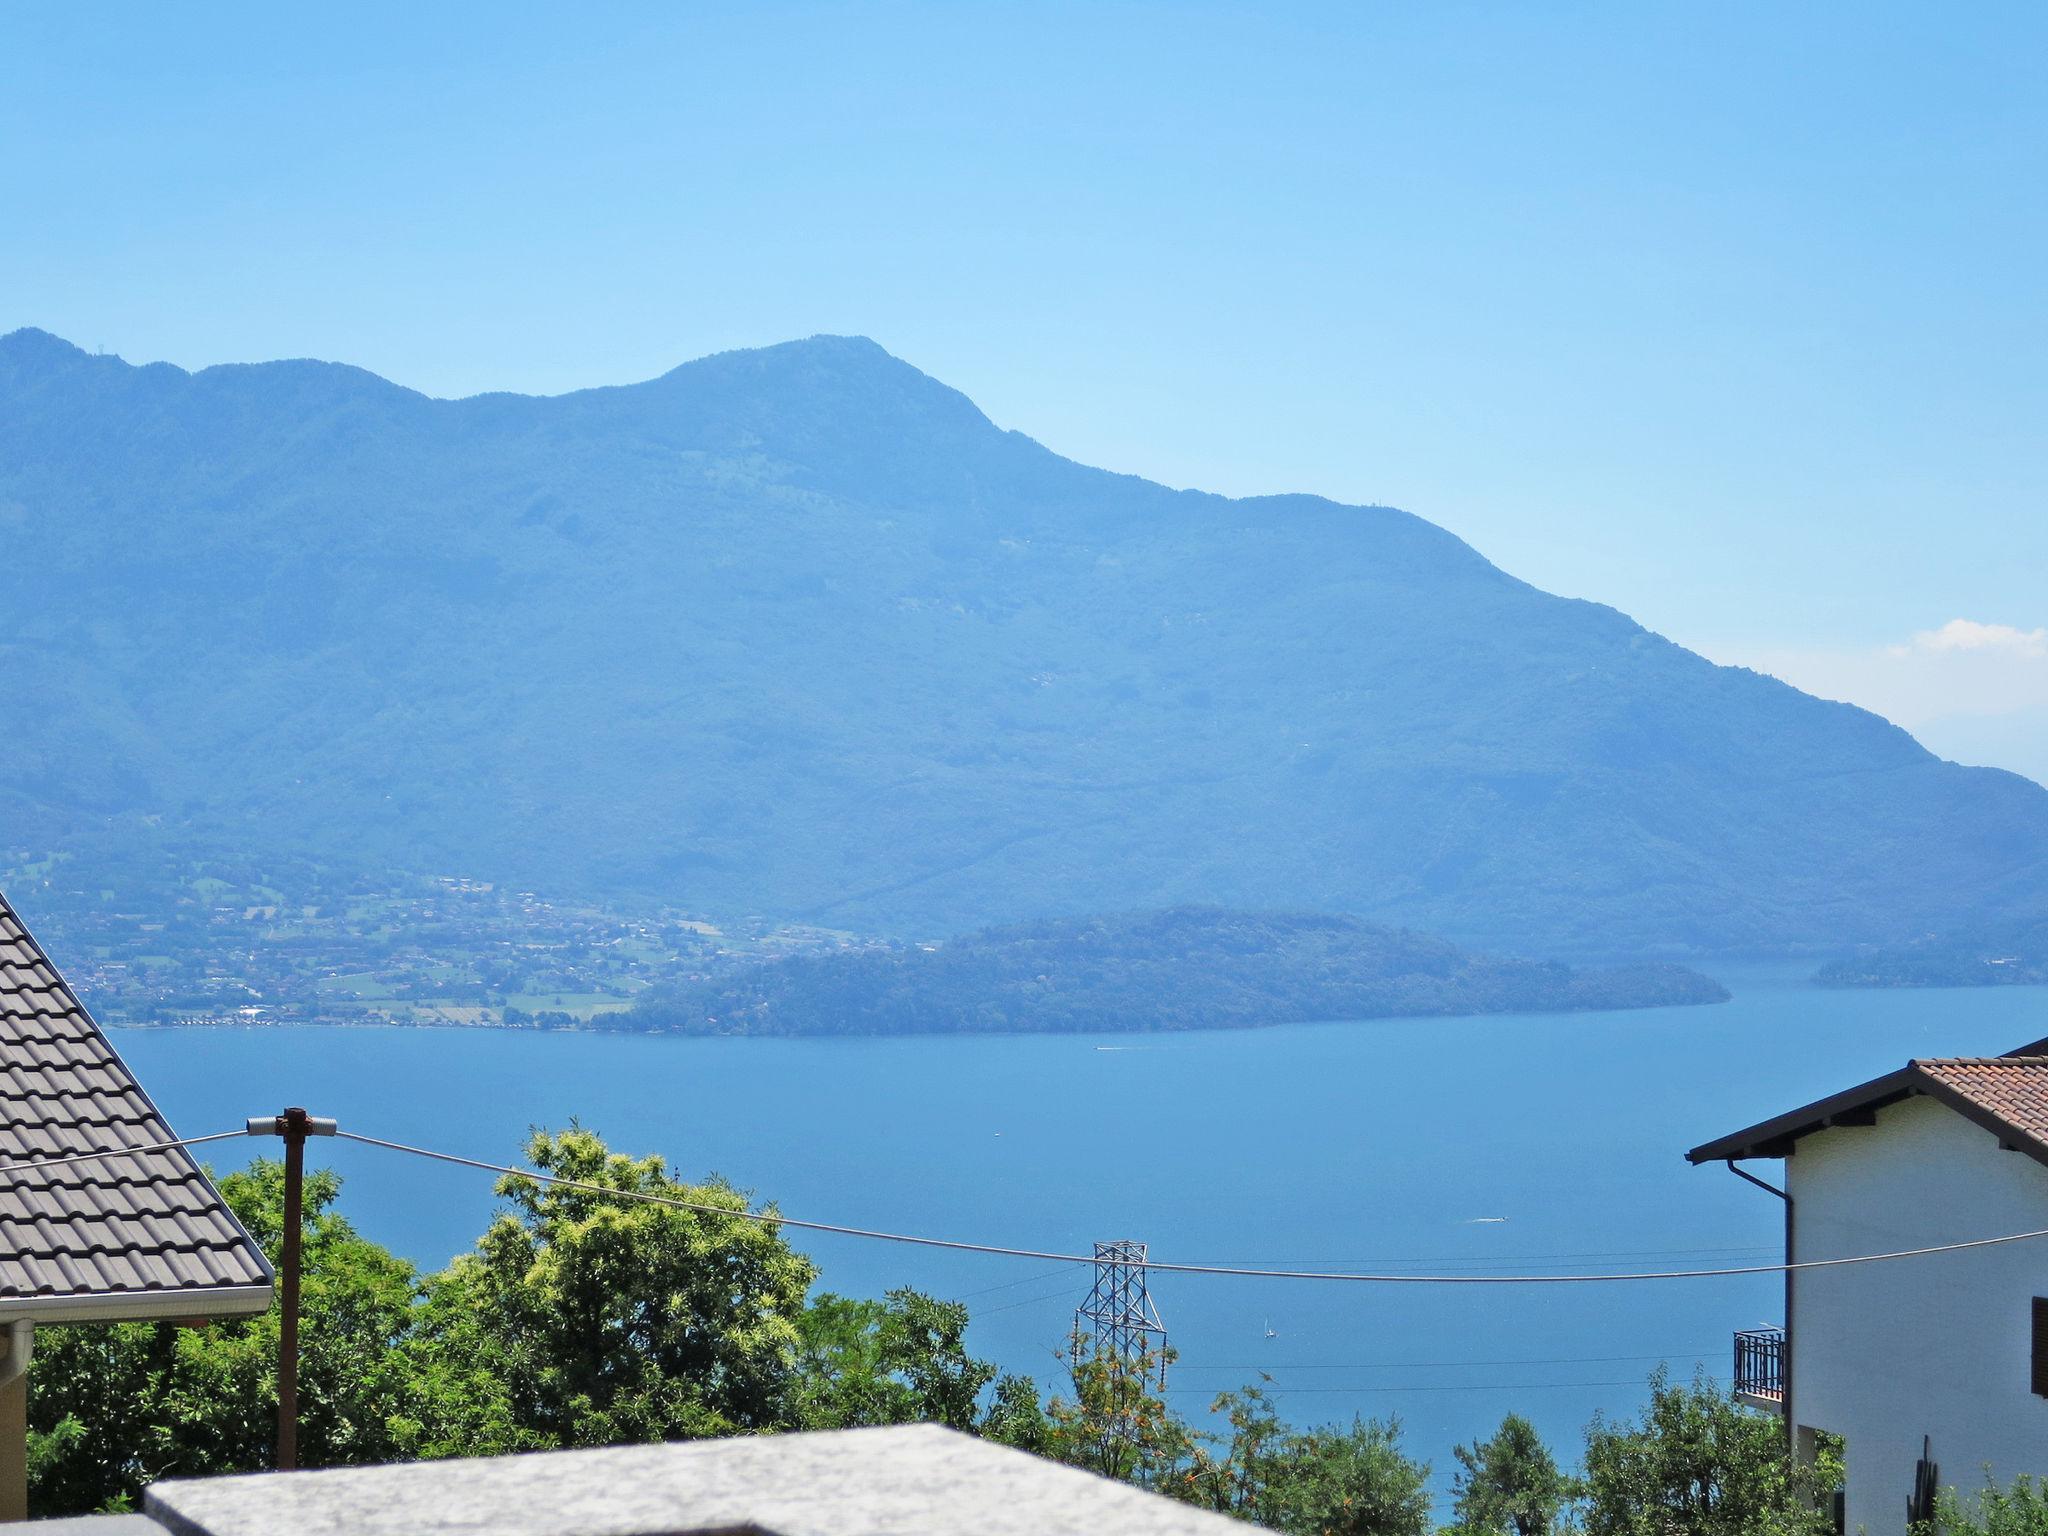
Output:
[1734,1326,1785,1412]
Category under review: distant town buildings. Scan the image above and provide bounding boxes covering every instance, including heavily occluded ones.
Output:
[0,856,880,1033]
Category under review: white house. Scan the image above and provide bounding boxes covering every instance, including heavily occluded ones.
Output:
[1690,1037,2048,1536]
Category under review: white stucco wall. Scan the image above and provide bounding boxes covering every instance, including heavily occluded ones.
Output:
[1789,1094,2048,1536]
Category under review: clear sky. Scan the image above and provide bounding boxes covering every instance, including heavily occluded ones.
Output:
[4,2,2044,781]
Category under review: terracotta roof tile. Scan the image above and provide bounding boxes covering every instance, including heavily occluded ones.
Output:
[1691,1047,2048,1170]
[0,891,271,1312]
[1913,1057,2048,1149]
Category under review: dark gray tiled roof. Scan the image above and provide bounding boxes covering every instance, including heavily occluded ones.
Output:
[0,893,271,1319]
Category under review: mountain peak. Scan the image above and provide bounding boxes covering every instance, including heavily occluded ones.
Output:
[630,333,999,452]
[0,327,92,375]
[0,324,2041,954]
[775,333,894,359]
[657,333,936,390]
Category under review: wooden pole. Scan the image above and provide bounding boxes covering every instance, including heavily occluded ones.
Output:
[0,1365,24,1522]
[277,1107,308,1471]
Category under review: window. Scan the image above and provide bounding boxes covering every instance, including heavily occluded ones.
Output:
[2033,1297,2048,1397]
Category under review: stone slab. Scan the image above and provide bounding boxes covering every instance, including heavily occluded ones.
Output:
[146,1424,1252,1536]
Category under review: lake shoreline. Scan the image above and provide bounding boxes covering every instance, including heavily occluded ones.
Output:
[103,988,1734,1038]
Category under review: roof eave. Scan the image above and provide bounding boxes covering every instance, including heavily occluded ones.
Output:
[1913,1076,2048,1178]
[1685,1065,1923,1164]
[0,1282,274,1326]
[1689,1061,2048,1173]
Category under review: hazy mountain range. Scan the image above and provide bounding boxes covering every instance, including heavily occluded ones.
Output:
[2,326,2042,956]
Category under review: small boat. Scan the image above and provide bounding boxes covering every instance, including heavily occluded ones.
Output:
[1264,1319,1278,1339]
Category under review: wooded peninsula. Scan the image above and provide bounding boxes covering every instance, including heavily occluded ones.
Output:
[601,908,1729,1037]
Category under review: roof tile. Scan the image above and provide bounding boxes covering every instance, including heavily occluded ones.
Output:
[0,891,272,1310]
[1915,1057,2048,1148]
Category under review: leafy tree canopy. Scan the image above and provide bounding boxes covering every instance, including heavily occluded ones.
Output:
[1925,1474,2048,1535]
[625,908,1726,1038]
[410,1127,818,1448]
[25,1141,1856,1536]
[1580,1368,1840,1536]
[27,1161,429,1512]
[1451,1413,1572,1536]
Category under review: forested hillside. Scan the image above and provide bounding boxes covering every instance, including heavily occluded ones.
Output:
[616,908,1729,1036]
[3,326,2044,954]
[1818,915,2048,988]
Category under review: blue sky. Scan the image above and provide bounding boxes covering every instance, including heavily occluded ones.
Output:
[4,2,2044,780]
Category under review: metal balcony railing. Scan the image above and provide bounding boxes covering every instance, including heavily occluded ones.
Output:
[1733,1326,1785,1408]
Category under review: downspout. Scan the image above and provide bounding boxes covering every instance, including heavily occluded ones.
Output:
[0,1322,30,1387]
[0,1320,31,1524]
[1726,1160,1794,1458]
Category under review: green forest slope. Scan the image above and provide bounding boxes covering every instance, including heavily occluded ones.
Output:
[617,908,1728,1035]
[3,327,2044,954]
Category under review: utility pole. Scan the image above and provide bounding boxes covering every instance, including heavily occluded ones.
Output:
[245,1108,337,1470]
[1073,1239,1168,1386]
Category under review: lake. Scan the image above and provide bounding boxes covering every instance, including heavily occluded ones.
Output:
[111,967,2048,1504]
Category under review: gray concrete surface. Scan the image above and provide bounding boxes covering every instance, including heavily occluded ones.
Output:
[145,1424,1254,1536]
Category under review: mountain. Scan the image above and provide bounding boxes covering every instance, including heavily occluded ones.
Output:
[2,327,2044,954]
[611,908,1730,1037]
[1816,915,2048,988]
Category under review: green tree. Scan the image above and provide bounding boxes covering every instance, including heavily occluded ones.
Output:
[1251,1412,1431,1536]
[791,1293,918,1430]
[411,1126,818,1448]
[1450,1413,1571,1535]
[980,1370,1053,1455]
[874,1288,999,1431]
[26,1126,1336,1524]
[1925,1473,2048,1535]
[1043,1333,1198,1492]
[1157,1381,1431,1536]
[27,1160,431,1514]
[791,1287,1002,1432]
[1181,1384,1292,1520]
[1580,1368,1841,1536]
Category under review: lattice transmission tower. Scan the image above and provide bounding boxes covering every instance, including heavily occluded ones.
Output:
[1073,1239,1169,1386]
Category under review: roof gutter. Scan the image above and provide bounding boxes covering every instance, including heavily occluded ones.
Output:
[1724,1159,1795,1456]
[0,1283,273,1327]
[1686,1062,1922,1163]
[0,1320,30,1388]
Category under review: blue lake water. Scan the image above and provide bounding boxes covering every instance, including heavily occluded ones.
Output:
[109,969,2048,1502]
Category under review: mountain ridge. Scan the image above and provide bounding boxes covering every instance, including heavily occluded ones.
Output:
[0,327,2040,956]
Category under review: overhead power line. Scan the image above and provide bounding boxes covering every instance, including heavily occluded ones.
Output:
[1166,1377,1724,1397]
[0,1129,246,1178]
[951,1266,1075,1301]
[976,1286,1084,1318]
[1192,1243,1779,1267]
[1175,1349,1725,1371]
[338,1128,2048,1286]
